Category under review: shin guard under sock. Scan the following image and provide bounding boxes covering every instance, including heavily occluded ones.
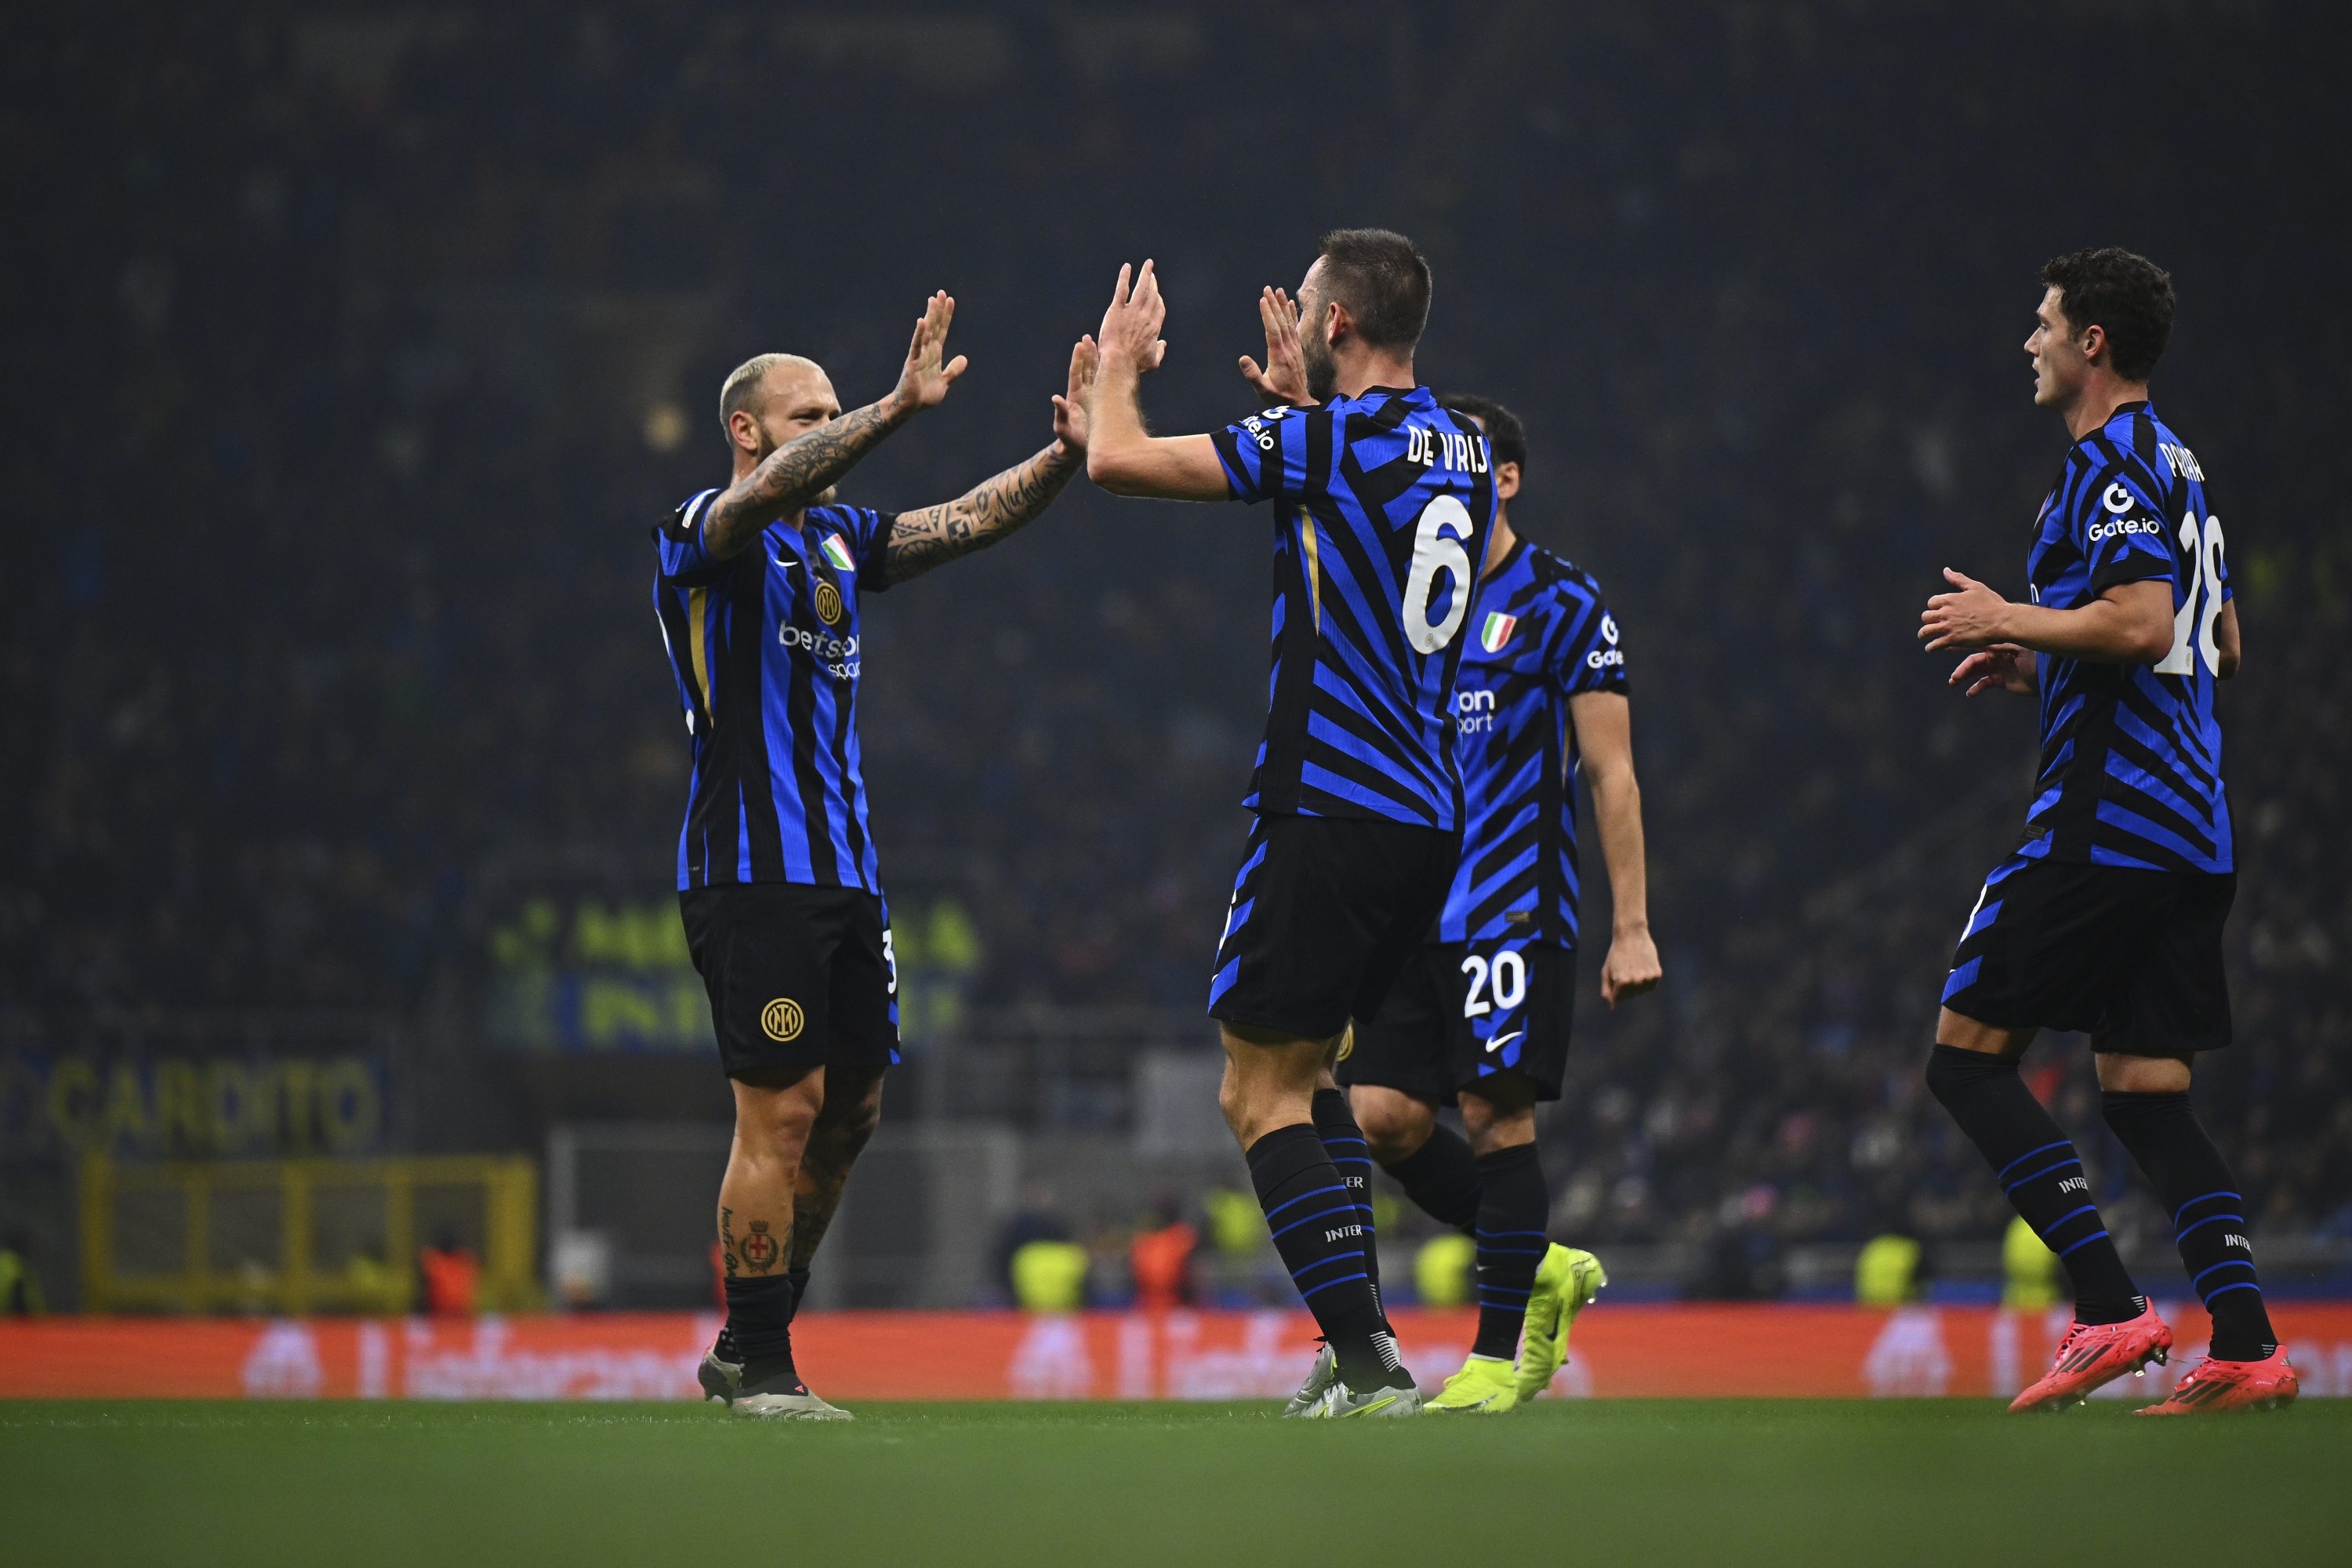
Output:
[1247,1123,1401,1389]
[2102,1090,2278,1360]
[1382,1121,1482,1235]
[724,1273,802,1389]
[1470,1143,1548,1361]
[1925,1045,2141,1321]
[1312,1089,1386,1323]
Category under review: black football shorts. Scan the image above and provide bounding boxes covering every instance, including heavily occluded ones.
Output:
[1940,852,2234,1053]
[1207,812,1460,1041]
[1338,938,1577,1103]
[679,883,901,1080]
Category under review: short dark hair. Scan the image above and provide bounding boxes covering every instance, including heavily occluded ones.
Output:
[2041,248,2175,382]
[1439,393,1526,470]
[1316,227,1432,351]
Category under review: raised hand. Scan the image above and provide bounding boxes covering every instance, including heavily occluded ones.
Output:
[1051,336,1097,456]
[1919,567,2013,652]
[893,290,970,412]
[1097,261,1168,374]
[1238,286,1313,407]
[1950,644,2038,697]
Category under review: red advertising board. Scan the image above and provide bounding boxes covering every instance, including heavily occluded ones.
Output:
[4,1303,2348,1401]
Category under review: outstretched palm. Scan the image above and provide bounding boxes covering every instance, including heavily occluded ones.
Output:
[895,290,970,411]
[1097,261,1168,373]
[1239,286,1312,407]
[1051,336,1097,456]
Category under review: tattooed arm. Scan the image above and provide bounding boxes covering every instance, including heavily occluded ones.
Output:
[702,292,968,560]
[882,336,1096,585]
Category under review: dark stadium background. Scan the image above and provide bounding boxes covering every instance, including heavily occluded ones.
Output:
[2,2,2345,1310]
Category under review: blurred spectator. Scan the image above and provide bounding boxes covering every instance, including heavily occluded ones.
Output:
[1010,1240,1090,1312]
[1127,1188,1198,1312]
[1853,1235,1922,1307]
[0,1231,45,1316]
[1689,1185,1786,1301]
[993,1183,1072,1304]
[2001,1217,2061,1311]
[1416,1234,1475,1308]
[419,1232,480,1317]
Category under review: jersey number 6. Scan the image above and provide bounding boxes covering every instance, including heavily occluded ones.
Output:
[1403,495,1476,654]
[2153,513,2226,677]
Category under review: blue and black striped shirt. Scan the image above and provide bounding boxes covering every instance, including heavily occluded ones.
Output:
[2021,401,2233,874]
[652,492,895,891]
[1211,387,1497,831]
[1439,540,1627,947]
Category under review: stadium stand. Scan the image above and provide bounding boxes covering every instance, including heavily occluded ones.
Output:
[2,5,2344,1294]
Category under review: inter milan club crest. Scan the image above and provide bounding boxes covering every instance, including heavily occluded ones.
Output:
[760,997,804,1041]
[1479,611,1519,653]
[814,579,844,626]
[742,1219,781,1272]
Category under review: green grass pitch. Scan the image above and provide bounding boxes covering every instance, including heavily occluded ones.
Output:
[6,1399,2345,1566]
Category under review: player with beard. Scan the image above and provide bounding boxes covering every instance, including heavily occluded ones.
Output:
[1920,249,2295,1414]
[1083,230,1496,1417]
[655,294,1093,1417]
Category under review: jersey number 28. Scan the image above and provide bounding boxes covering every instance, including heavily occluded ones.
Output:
[2154,513,2226,677]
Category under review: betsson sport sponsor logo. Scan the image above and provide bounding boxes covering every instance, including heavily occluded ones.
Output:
[779,621,859,681]
[1454,688,1497,735]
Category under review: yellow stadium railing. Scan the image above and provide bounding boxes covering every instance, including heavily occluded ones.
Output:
[80,1153,541,1316]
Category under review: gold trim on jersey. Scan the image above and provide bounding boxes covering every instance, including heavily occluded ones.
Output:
[687,586,712,713]
[1298,507,1323,634]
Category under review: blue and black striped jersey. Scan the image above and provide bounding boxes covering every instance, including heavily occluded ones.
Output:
[2020,401,2233,873]
[652,492,895,891]
[1211,387,1497,831]
[1438,540,1627,947]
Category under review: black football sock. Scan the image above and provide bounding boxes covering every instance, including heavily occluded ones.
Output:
[1470,1143,1548,1361]
[724,1273,803,1391]
[1312,1089,1387,1324]
[1381,1120,1483,1235]
[2102,1090,2278,1361]
[1925,1046,2143,1322]
[1248,1123,1404,1390]
[786,1266,811,1322]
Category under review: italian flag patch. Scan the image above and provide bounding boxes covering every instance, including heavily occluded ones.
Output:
[1479,611,1518,653]
[818,533,856,572]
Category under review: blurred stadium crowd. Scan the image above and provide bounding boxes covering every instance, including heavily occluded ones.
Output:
[3,2,2345,1269]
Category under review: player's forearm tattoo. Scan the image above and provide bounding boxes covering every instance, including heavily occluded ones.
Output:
[705,397,909,557]
[884,444,1082,584]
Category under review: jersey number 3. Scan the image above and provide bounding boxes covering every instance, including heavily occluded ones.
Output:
[2154,513,2226,677]
[1403,495,1475,654]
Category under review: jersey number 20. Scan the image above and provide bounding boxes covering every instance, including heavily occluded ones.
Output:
[2154,514,2226,677]
[1461,949,1526,1018]
[1403,495,1475,654]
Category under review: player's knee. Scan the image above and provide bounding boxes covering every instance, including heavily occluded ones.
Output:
[1216,1060,1249,1137]
[733,1078,823,1154]
[1922,1041,2013,1108]
[1350,1089,1431,1163]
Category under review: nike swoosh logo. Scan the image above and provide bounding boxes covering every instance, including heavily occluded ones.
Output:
[1484,1031,1523,1054]
[773,555,797,572]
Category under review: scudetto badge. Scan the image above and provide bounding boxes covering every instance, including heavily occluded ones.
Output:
[760,998,805,1041]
